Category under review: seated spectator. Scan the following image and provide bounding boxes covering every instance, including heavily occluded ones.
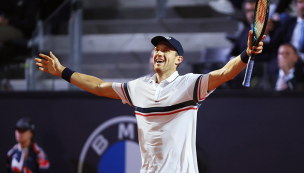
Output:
[270,43,304,91]
[268,0,304,79]
[0,0,39,62]
[6,118,50,173]
[227,0,277,89]
[271,0,304,59]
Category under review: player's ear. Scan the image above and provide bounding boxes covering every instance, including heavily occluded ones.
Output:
[175,56,183,65]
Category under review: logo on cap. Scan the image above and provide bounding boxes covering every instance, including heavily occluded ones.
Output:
[165,36,171,40]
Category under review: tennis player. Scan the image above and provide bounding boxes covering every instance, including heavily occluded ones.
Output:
[35,31,265,173]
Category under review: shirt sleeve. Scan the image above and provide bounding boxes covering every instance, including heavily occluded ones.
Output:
[187,73,215,103]
[112,82,132,106]
[37,149,50,172]
[197,74,214,102]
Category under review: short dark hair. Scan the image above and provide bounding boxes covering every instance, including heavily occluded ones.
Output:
[280,43,298,55]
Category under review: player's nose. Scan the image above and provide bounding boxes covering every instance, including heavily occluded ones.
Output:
[156,51,164,57]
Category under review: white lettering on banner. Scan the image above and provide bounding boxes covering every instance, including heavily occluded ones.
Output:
[78,116,138,173]
[91,135,108,156]
[118,123,134,140]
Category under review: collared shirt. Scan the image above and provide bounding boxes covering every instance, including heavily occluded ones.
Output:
[291,17,304,60]
[113,71,213,173]
[275,68,295,91]
[149,71,179,102]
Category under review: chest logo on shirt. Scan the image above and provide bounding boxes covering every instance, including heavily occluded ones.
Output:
[77,116,141,173]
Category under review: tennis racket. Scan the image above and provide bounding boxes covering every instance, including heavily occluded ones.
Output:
[242,0,270,87]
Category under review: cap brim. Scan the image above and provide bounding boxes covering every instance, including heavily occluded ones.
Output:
[151,36,169,47]
[151,36,184,56]
[15,126,30,130]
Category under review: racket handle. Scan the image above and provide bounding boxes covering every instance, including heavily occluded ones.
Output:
[242,56,254,87]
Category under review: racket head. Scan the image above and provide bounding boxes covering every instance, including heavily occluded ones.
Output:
[251,0,270,47]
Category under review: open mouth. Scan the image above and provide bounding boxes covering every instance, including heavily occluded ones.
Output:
[155,60,164,64]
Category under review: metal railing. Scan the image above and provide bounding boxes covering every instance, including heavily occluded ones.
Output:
[26,0,82,91]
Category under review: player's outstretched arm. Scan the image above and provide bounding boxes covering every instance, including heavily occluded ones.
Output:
[208,30,266,91]
[35,52,120,99]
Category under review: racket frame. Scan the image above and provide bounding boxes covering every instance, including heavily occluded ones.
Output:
[242,0,270,87]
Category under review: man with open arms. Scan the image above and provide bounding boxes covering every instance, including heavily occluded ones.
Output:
[35,31,265,173]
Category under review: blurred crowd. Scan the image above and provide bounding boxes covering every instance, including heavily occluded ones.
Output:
[216,0,304,91]
[1,0,304,92]
[0,0,65,63]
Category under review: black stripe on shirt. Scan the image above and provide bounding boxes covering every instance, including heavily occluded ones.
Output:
[135,100,197,113]
[193,75,203,103]
[123,83,133,106]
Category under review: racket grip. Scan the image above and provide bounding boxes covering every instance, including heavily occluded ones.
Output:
[242,57,254,87]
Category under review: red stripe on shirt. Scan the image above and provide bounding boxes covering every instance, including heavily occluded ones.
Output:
[135,107,197,117]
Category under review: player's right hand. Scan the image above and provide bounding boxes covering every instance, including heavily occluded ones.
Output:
[35,52,65,77]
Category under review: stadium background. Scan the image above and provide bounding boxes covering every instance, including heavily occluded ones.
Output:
[1,0,304,172]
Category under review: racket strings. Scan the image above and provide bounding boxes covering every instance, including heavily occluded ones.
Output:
[254,0,267,38]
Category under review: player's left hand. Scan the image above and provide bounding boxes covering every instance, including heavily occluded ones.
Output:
[246,30,266,56]
[35,52,65,77]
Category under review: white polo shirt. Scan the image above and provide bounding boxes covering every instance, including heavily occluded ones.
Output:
[112,71,213,173]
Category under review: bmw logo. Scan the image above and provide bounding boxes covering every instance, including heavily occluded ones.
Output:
[78,116,141,173]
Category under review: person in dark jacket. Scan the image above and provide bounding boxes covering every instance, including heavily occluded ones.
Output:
[0,0,39,40]
[0,0,39,62]
[267,0,304,82]
[270,43,304,91]
[6,118,50,173]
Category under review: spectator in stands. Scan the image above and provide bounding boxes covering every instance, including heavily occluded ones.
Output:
[227,0,277,89]
[210,0,292,15]
[271,0,304,61]
[268,0,304,81]
[270,43,304,91]
[6,117,50,173]
[0,0,39,62]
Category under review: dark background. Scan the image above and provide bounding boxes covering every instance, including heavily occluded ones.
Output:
[1,91,303,173]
